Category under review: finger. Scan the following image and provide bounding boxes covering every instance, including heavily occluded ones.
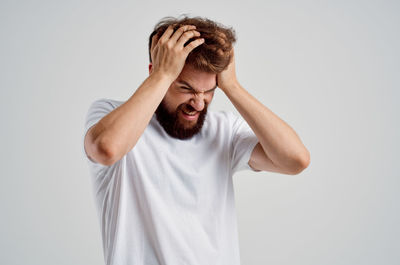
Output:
[169,24,197,43]
[150,33,162,62]
[150,33,159,54]
[158,24,176,43]
[183,38,205,54]
[151,45,159,62]
[176,29,201,48]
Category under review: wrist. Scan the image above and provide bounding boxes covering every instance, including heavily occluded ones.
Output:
[150,71,175,84]
[220,80,241,94]
[149,71,176,86]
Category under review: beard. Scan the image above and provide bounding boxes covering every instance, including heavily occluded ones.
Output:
[155,99,208,140]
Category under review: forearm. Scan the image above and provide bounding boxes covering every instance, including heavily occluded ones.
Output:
[223,83,310,169]
[91,72,173,163]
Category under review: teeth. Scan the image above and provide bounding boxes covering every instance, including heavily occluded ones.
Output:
[183,109,197,115]
[182,106,197,115]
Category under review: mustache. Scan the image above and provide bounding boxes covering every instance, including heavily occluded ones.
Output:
[179,104,206,113]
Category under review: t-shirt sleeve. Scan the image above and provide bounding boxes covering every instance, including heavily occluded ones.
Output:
[229,112,261,173]
[82,99,125,227]
[82,98,117,165]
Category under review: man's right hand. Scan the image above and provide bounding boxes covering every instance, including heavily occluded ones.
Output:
[150,24,204,81]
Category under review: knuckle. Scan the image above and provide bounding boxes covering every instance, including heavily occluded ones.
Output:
[184,31,194,37]
[184,43,194,50]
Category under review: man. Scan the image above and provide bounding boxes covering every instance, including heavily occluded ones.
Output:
[83,15,310,265]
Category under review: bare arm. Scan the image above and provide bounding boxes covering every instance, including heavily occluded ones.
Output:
[84,73,172,165]
[216,48,310,174]
[84,24,204,165]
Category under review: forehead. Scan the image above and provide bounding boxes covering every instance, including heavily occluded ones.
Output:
[174,64,216,91]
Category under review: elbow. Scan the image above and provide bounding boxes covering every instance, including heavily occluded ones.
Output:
[290,150,311,175]
[97,136,133,166]
[96,137,118,166]
[99,150,117,167]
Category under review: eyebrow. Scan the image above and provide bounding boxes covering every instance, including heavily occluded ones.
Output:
[176,80,217,93]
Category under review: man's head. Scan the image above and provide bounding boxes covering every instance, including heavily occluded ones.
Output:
[148,15,237,140]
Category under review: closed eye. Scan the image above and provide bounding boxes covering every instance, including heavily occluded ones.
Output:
[180,86,216,94]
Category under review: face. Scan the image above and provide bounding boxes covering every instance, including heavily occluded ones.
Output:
[150,63,217,140]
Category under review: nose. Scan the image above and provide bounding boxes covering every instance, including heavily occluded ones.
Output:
[189,93,206,111]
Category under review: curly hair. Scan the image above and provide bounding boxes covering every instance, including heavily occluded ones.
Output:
[148,14,237,74]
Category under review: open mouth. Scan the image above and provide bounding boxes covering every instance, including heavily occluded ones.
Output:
[181,107,199,120]
[182,109,198,116]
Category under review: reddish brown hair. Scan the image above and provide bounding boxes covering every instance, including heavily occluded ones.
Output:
[148,14,237,74]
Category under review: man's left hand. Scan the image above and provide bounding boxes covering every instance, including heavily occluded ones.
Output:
[216,47,239,92]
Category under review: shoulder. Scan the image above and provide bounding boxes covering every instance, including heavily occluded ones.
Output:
[85,98,125,117]
[84,97,125,134]
[206,110,238,124]
[203,110,240,135]
[88,98,125,110]
[207,110,241,128]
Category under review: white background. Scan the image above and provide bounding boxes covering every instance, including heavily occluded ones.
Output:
[1,0,399,264]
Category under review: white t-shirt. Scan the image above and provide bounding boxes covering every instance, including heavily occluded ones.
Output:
[82,98,260,265]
